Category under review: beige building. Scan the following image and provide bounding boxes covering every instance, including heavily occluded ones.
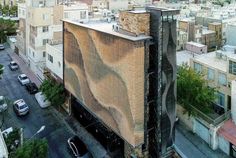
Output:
[16,0,89,81]
[190,45,236,114]
[0,0,17,6]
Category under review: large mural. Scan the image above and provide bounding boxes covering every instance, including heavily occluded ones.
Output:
[63,22,146,146]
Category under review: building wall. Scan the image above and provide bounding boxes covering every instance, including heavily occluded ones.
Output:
[46,44,63,79]
[218,135,230,155]
[119,11,150,36]
[185,42,207,54]
[201,32,216,51]
[63,22,145,146]
[190,58,230,111]
[226,24,236,46]
[208,23,222,48]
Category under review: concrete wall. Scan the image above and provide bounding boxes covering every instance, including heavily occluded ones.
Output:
[185,42,207,54]
[218,135,230,155]
[176,104,194,130]
[46,44,63,80]
[226,24,236,46]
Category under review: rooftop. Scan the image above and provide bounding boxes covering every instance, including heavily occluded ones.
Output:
[218,119,236,146]
[177,50,198,66]
[186,41,206,48]
[202,29,215,35]
[62,19,152,41]
[193,46,236,72]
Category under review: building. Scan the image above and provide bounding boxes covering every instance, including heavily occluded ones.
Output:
[185,41,207,54]
[201,29,216,51]
[16,0,89,81]
[0,0,17,6]
[208,22,222,48]
[190,45,236,114]
[0,130,8,158]
[226,22,236,46]
[63,7,179,157]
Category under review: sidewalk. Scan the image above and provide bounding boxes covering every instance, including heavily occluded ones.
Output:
[6,48,42,87]
[175,122,229,158]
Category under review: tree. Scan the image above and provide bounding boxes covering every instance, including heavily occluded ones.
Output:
[177,64,216,116]
[40,79,65,107]
[0,64,4,78]
[0,18,17,43]
[12,139,48,158]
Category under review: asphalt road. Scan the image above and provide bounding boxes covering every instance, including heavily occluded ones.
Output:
[0,49,74,158]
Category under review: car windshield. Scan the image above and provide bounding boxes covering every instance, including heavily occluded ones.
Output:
[12,63,17,66]
[0,99,4,105]
[19,104,28,109]
[21,76,28,80]
[71,136,87,156]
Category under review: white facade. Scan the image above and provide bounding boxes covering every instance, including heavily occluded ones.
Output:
[17,1,89,81]
[0,130,8,158]
[226,23,236,46]
[46,43,63,80]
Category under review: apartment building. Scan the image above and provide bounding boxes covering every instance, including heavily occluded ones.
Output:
[226,22,236,46]
[63,7,179,157]
[0,0,17,6]
[190,45,236,114]
[16,0,89,81]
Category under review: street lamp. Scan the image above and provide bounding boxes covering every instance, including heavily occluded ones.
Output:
[21,125,46,145]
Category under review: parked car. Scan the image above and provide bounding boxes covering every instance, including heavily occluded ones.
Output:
[2,127,13,138]
[25,82,38,94]
[35,92,51,108]
[13,99,29,116]
[0,96,7,113]
[18,74,30,85]
[0,44,5,50]
[67,136,91,158]
[9,61,19,70]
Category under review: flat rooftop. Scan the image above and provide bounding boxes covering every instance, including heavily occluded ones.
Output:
[187,41,206,47]
[193,49,236,72]
[177,50,199,66]
[62,19,152,41]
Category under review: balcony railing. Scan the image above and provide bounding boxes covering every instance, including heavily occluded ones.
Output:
[189,104,231,126]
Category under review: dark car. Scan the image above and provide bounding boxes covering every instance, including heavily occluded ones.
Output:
[25,82,38,94]
[67,136,91,158]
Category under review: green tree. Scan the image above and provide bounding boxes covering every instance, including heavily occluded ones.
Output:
[0,64,4,77]
[40,79,65,107]
[0,18,17,43]
[177,64,216,116]
[12,139,48,158]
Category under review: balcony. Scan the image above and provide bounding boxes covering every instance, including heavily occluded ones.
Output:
[189,104,231,126]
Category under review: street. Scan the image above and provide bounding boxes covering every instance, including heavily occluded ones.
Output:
[0,49,74,158]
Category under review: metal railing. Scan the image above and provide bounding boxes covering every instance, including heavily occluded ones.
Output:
[189,104,231,126]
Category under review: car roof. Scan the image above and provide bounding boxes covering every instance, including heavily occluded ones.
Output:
[19,74,27,77]
[10,61,16,64]
[0,96,3,100]
[69,136,88,156]
[15,99,26,106]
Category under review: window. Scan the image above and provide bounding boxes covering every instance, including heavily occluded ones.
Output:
[48,54,53,63]
[42,26,49,32]
[80,11,87,19]
[64,12,69,18]
[229,60,236,75]
[33,52,34,57]
[43,51,46,57]
[216,92,225,107]
[194,62,202,73]
[43,39,48,45]
[207,68,215,80]
[58,61,61,67]
[218,72,227,86]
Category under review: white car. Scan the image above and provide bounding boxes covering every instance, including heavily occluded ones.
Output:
[0,44,5,50]
[2,127,13,138]
[0,96,7,113]
[18,74,30,85]
[35,92,51,108]
[13,99,29,116]
[9,61,19,70]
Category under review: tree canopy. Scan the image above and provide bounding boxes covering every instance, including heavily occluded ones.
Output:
[12,139,48,158]
[0,18,17,43]
[177,64,216,116]
[40,79,65,107]
[0,64,4,78]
